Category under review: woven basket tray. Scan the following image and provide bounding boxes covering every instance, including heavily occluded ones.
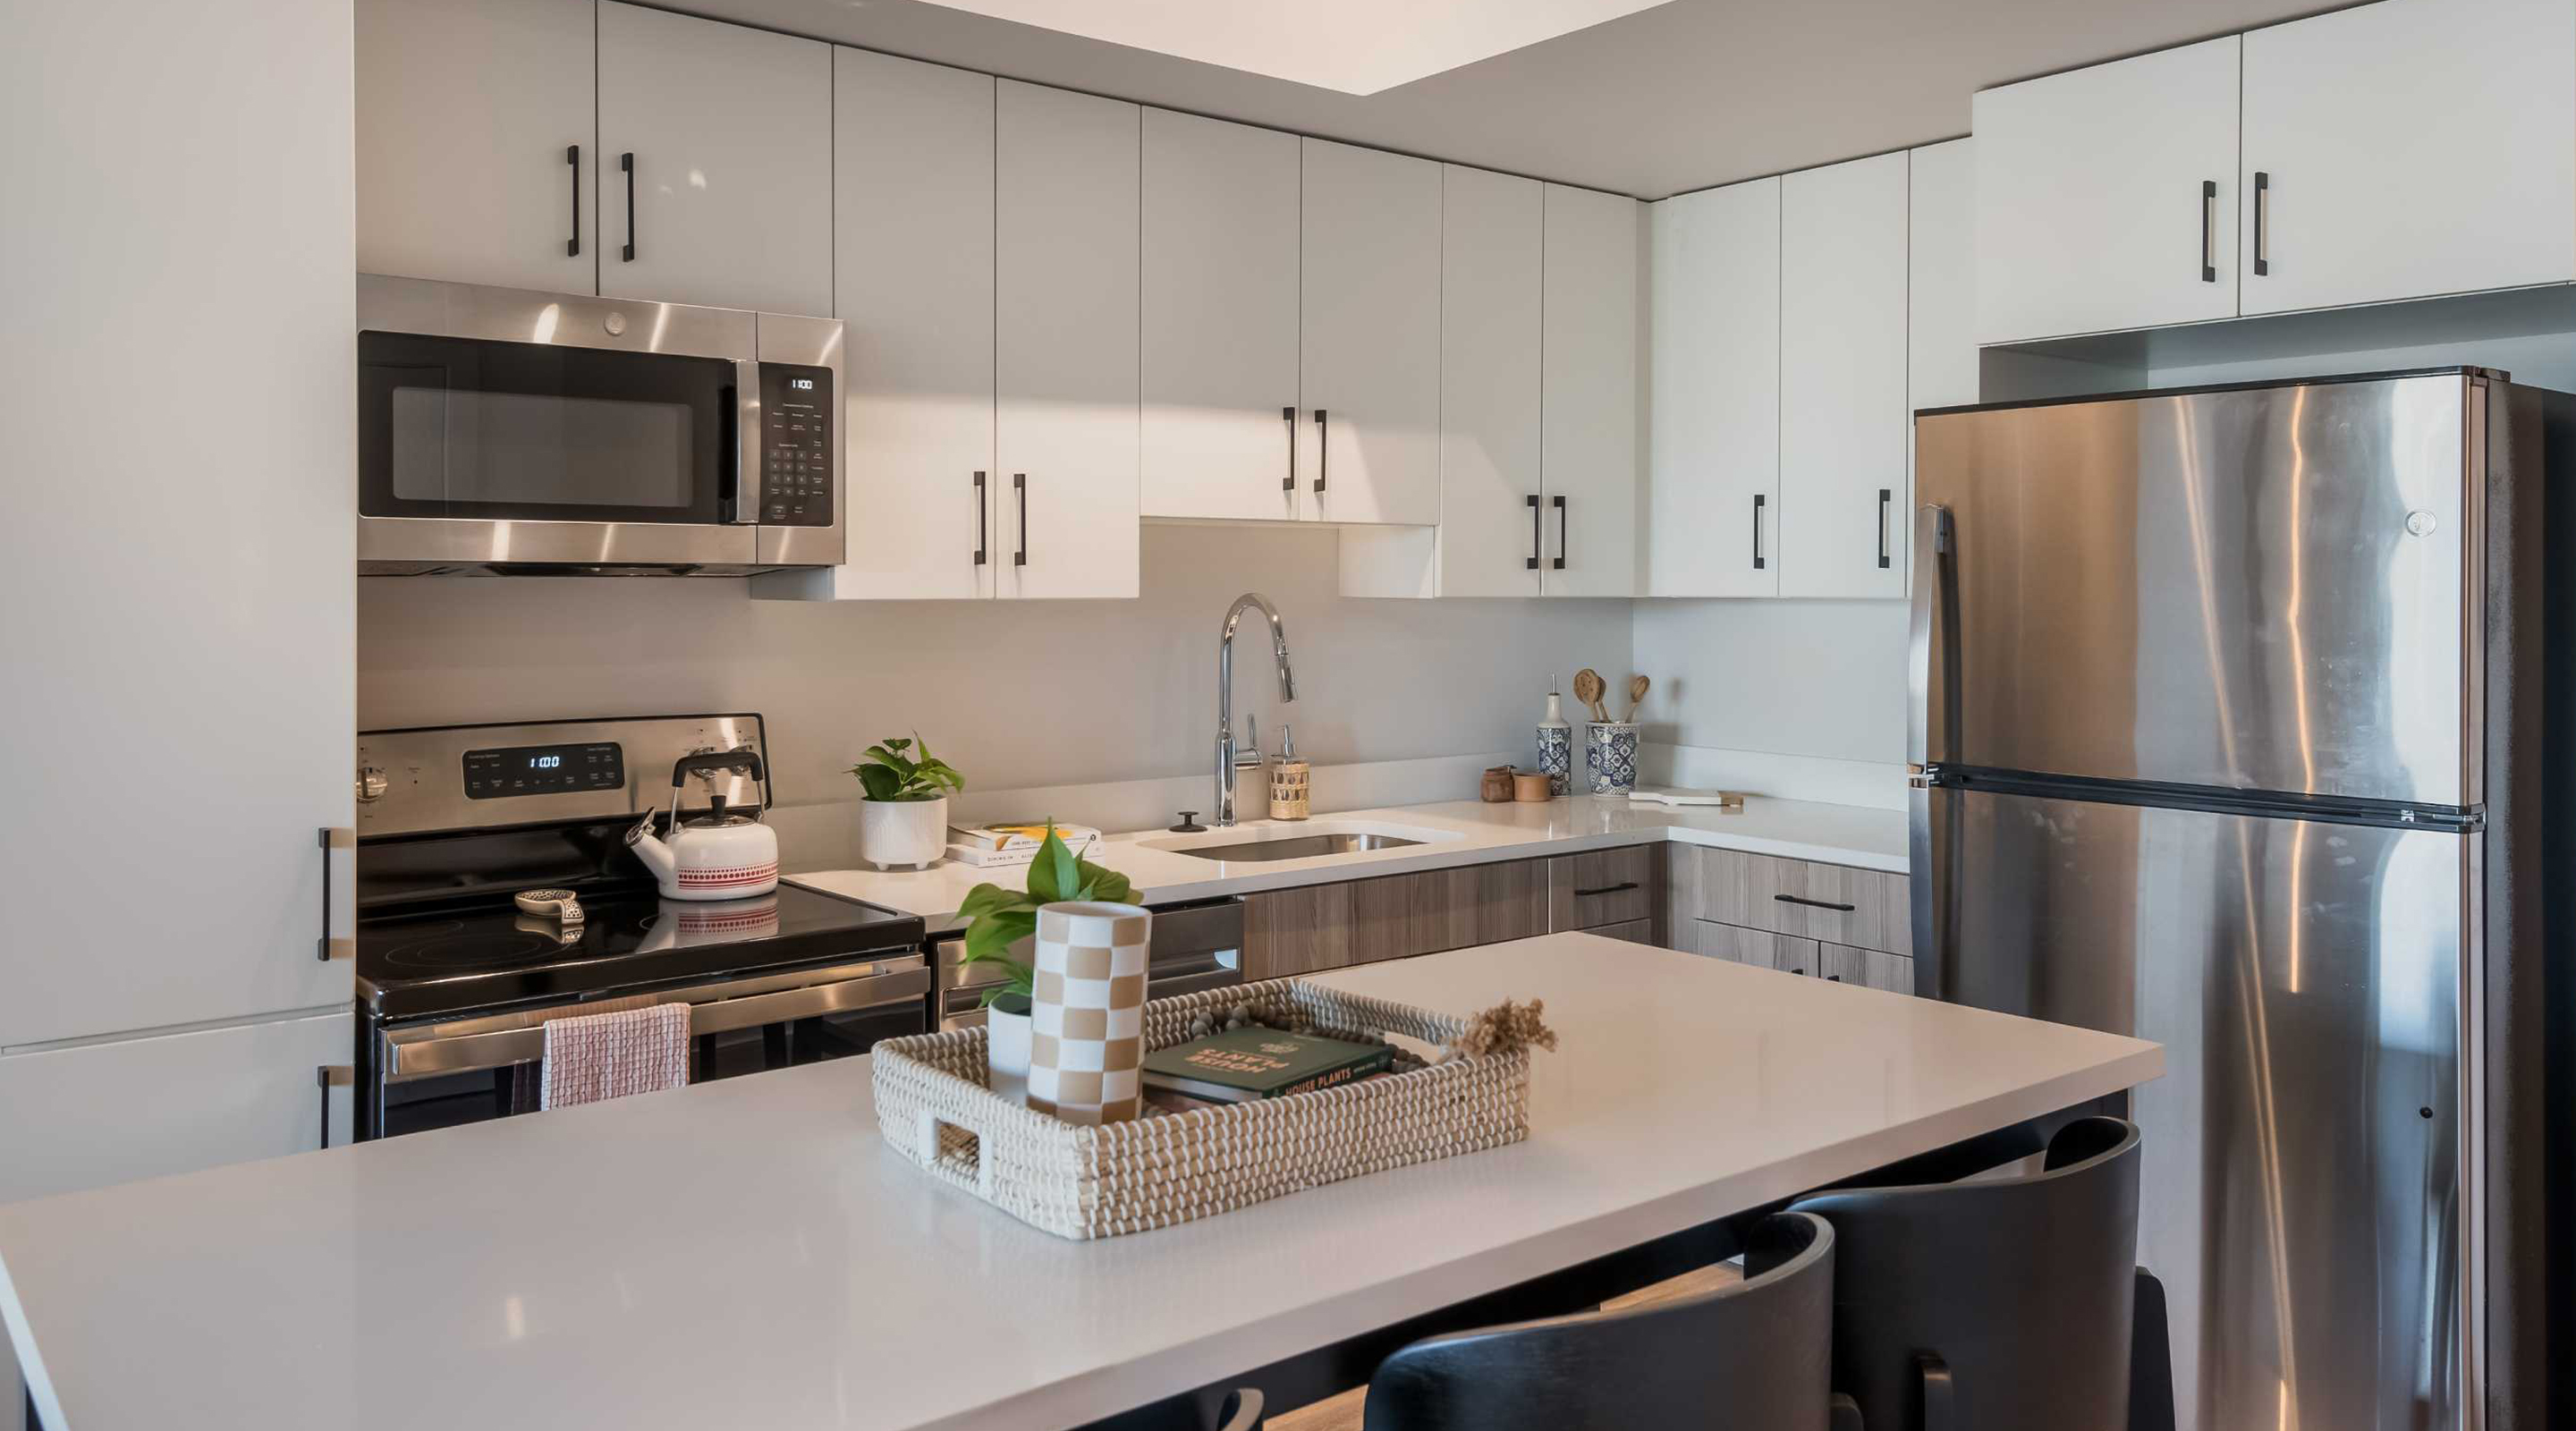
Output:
[870,977,1532,1240]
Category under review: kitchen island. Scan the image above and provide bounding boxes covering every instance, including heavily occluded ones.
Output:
[0,936,2157,1431]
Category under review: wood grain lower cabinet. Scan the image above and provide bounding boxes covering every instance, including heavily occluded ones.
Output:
[1671,845,1910,956]
[1243,856,1550,981]
[1591,918,1657,945]
[1819,942,1916,995]
[1546,845,1659,934]
[1678,919,1818,972]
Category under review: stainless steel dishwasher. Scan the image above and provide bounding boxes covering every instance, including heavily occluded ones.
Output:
[929,896,1246,1030]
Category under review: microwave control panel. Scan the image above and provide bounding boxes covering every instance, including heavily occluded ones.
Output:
[759,364,835,527]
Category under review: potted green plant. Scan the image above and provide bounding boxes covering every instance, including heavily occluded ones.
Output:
[954,825,1134,1101]
[850,735,964,870]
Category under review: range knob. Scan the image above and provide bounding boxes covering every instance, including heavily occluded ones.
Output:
[355,766,390,803]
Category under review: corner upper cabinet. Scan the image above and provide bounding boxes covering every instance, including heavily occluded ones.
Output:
[1778,153,1908,599]
[1140,110,1303,522]
[2238,0,2576,317]
[357,0,599,293]
[1301,139,1445,526]
[995,80,1141,599]
[1907,139,1979,417]
[1541,184,1644,597]
[597,2,832,316]
[1648,177,1779,597]
[1973,36,2241,344]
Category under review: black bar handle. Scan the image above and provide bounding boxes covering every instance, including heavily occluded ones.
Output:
[1526,494,1542,571]
[1313,409,1328,494]
[318,1067,332,1150]
[1752,493,1767,570]
[1282,406,1297,493]
[1877,487,1893,570]
[2199,180,2216,284]
[1552,495,1568,571]
[671,750,767,787]
[564,145,581,258]
[621,152,637,263]
[1573,881,1640,898]
[317,827,353,961]
[1774,893,1857,913]
[973,471,987,566]
[2253,171,2270,277]
[1014,473,1029,567]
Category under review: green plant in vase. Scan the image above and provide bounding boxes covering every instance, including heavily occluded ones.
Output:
[848,734,964,870]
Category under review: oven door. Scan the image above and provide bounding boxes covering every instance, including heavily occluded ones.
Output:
[364,954,928,1139]
[356,275,758,572]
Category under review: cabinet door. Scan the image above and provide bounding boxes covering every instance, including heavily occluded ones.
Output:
[1779,153,1909,600]
[0,1012,352,1205]
[357,0,596,293]
[1909,138,1979,411]
[597,2,831,315]
[1820,942,1916,995]
[1434,165,1546,596]
[796,50,996,603]
[1973,36,2241,343]
[1140,111,1303,522]
[1648,178,1779,597]
[1680,919,1819,973]
[1245,883,1358,981]
[1301,139,1444,526]
[2241,0,2576,316]
[1542,184,1644,597]
[996,80,1141,599]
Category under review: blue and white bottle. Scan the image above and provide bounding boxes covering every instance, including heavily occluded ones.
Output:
[1536,690,1573,797]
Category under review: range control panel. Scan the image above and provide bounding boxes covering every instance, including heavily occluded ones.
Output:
[759,363,834,528]
[462,741,624,800]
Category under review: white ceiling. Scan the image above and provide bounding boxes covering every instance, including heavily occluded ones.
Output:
[895,0,1680,95]
[678,0,2341,198]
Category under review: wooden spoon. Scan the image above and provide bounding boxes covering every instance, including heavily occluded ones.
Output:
[1572,668,1606,723]
[1626,673,1650,723]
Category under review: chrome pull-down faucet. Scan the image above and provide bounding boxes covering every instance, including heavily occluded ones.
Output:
[1216,592,1296,827]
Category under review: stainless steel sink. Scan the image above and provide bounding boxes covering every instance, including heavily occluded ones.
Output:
[1165,832,1423,863]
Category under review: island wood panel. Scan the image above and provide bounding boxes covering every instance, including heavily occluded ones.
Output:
[1546,844,1660,935]
[1244,858,1549,980]
[1671,845,1910,955]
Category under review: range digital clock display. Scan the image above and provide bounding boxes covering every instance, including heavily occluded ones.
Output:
[462,742,623,799]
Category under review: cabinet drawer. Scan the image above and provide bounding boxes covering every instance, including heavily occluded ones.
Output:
[1678,919,1819,972]
[1819,942,1917,995]
[1589,917,1657,945]
[1676,846,1909,955]
[1548,844,1657,931]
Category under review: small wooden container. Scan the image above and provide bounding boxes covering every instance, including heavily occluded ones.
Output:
[1513,770,1554,801]
[1480,766,1516,802]
[1268,759,1311,820]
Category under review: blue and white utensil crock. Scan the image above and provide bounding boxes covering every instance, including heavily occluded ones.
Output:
[1587,722,1639,796]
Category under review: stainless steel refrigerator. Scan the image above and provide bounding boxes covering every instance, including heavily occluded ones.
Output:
[1909,368,2562,1431]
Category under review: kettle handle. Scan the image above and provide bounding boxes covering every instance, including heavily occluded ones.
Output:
[665,749,767,824]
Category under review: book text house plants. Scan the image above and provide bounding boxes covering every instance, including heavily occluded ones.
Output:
[850,734,963,870]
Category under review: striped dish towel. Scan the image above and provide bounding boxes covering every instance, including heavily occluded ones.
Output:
[540,1002,691,1110]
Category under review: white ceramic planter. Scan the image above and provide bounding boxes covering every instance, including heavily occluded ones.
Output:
[986,993,1033,1106]
[858,796,947,870]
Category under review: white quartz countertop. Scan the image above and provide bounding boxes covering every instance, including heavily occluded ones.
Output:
[0,936,2154,1431]
[791,793,1907,924]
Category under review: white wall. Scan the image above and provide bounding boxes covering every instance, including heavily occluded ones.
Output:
[1629,597,1909,765]
[359,522,1634,819]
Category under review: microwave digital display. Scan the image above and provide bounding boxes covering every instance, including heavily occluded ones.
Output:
[759,364,835,529]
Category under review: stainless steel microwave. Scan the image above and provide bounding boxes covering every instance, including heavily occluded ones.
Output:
[356,275,843,575]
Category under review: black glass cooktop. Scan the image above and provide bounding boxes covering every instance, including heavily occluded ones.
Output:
[356,881,924,1021]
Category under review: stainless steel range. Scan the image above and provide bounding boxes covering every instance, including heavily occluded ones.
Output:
[352,714,926,1139]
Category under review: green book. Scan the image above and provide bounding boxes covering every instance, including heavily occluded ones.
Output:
[1141,1026,1395,1104]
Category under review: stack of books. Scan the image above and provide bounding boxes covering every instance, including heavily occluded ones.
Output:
[945,821,1105,868]
[1142,1026,1395,1106]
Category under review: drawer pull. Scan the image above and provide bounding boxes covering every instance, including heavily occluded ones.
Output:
[1774,893,1856,913]
[1574,881,1640,898]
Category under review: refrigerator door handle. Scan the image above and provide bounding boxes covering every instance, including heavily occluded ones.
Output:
[1907,504,1954,773]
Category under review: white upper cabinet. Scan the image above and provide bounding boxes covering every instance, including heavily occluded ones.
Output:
[1974,36,2241,344]
[1141,111,1304,522]
[1542,185,1643,597]
[1779,153,1909,600]
[1908,139,1979,416]
[1301,139,1445,526]
[774,49,995,603]
[597,2,832,315]
[2240,0,2576,316]
[357,0,597,293]
[1433,165,1546,597]
[996,80,1141,599]
[1649,178,1780,598]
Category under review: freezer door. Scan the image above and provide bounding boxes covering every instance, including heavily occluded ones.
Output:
[1911,373,2476,806]
[1915,783,2467,1431]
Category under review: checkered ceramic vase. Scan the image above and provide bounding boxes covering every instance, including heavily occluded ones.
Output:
[1028,901,1151,1124]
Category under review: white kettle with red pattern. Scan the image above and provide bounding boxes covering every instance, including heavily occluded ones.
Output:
[626,751,780,901]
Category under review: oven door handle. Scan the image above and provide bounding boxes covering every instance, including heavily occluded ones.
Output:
[382,962,930,1080]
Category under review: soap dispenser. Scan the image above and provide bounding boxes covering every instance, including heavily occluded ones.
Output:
[1537,679,1573,798]
[1267,724,1311,820]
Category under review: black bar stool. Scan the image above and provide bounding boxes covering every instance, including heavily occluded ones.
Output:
[1790,1115,2162,1431]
